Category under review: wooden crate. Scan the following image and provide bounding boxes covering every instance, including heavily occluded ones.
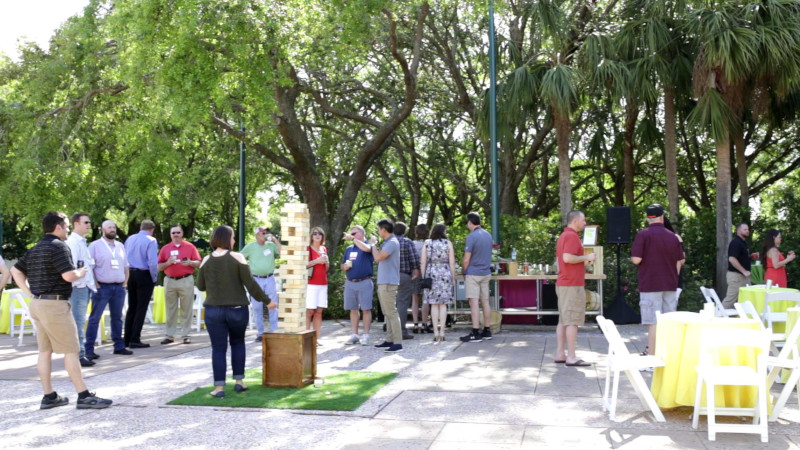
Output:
[584,245,603,275]
[262,330,316,388]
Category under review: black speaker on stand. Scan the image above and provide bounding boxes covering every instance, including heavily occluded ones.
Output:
[604,206,640,324]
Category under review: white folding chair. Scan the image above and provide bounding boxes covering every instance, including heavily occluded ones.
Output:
[763,292,800,341]
[9,290,36,345]
[597,315,666,422]
[692,327,770,442]
[765,315,800,421]
[700,286,737,317]
[193,287,205,332]
[734,301,782,355]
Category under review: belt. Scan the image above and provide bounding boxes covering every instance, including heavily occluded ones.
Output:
[166,274,193,280]
[130,268,149,271]
[34,295,69,301]
[348,276,372,283]
[253,274,274,279]
[98,282,123,286]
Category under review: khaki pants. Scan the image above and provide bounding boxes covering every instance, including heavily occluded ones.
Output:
[723,271,749,309]
[377,284,401,344]
[165,275,195,338]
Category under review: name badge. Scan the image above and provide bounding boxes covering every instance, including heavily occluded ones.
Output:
[263,249,272,256]
[170,250,179,257]
[111,259,120,269]
[349,252,357,261]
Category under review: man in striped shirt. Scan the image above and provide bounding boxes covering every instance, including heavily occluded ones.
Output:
[11,211,112,410]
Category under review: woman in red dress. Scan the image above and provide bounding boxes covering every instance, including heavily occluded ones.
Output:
[761,229,796,288]
[306,227,329,341]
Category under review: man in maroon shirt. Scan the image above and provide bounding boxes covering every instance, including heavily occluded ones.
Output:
[555,210,596,366]
[157,225,201,345]
[631,204,685,356]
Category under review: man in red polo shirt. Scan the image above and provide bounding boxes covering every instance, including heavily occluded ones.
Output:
[157,225,201,345]
[555,210,596,366]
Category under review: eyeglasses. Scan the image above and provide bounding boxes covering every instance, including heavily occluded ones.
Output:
[312,232,322,236]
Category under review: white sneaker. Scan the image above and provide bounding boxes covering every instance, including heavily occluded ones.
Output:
[360,334,370,346]
[345,334,360,345]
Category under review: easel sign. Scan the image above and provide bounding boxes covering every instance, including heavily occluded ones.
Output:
[583,225,599,246]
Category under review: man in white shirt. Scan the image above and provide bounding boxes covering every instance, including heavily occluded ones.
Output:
[66,213,97,367]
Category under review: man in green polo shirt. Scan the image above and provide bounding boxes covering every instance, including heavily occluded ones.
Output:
[241,226,281,340]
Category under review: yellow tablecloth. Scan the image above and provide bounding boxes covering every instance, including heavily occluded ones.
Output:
[152,286,166,324]
[739,286,799,333]
[0,289,28,334]
[651,311,763,409]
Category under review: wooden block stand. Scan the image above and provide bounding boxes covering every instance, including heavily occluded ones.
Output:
[262,330,317,388]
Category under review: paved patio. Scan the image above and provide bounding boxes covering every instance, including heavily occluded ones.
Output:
[1,320,799,449]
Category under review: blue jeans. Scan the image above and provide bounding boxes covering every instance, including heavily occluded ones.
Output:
[250,276,278,334]
[205,305,249,386]
[69,287,91,357]
[85,283,126,353]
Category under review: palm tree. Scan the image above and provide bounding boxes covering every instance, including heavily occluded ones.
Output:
[685,0,800,292]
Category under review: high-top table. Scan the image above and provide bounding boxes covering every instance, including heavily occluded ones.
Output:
[651,311,764,409]
[739,286,799,333]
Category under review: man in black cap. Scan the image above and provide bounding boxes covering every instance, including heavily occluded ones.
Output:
[631,204,685,356]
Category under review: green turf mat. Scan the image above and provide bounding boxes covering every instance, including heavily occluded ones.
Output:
[167,369,397,411]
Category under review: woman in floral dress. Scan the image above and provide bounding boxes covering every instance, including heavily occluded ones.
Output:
[420,224,456,342]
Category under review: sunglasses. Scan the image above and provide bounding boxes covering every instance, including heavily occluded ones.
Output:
[350,232,359,236]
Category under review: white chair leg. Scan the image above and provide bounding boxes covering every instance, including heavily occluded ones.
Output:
[626,369,666,422]
[692,375,703,429]
[706,382,716,441]
[609,370,621,420]
[770,369,800,421]
[602,363,612,412]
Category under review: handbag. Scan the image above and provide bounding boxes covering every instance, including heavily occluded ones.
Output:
[420,277,433,289]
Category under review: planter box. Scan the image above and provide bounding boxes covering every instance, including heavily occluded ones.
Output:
[262,330,316,388]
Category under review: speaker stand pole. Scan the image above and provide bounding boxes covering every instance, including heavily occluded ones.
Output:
[615,243,624,303]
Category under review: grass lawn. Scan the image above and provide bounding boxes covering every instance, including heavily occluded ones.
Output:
[168,369,397,411]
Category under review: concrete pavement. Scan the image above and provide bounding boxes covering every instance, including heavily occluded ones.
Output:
[1,320,799,449]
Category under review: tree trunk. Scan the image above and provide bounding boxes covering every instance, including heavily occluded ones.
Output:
[715,137,733,295]
[663,85,679,222]
[623,100,637,206]
[554,107,572,224]
[733,128,749,208]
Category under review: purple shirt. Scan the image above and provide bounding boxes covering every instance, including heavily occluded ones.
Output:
[89,238,128,283]
[631,223,684,292]
[125,230,159,282]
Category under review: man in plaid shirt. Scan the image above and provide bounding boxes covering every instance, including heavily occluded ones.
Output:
[394,222,420,340]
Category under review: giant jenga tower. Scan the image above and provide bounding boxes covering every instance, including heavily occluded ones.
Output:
[263,203,316,388]
[277,203,310,332]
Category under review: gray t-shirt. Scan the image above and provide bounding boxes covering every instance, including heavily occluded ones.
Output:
[377,236,400,285]
[464,227,493,276]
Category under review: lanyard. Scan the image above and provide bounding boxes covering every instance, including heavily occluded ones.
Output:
[102,238,118,259]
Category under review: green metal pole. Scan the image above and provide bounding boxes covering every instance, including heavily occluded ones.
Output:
[238,121,246,251]
[488,0,500,243]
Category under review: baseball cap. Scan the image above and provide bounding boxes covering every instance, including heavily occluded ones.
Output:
[646,204,664,218]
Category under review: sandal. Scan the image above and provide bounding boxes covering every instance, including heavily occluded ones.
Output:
[413,324,420,334]
[640,346,649,356]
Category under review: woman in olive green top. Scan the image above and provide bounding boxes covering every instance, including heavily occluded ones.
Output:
[197,225,276,398]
